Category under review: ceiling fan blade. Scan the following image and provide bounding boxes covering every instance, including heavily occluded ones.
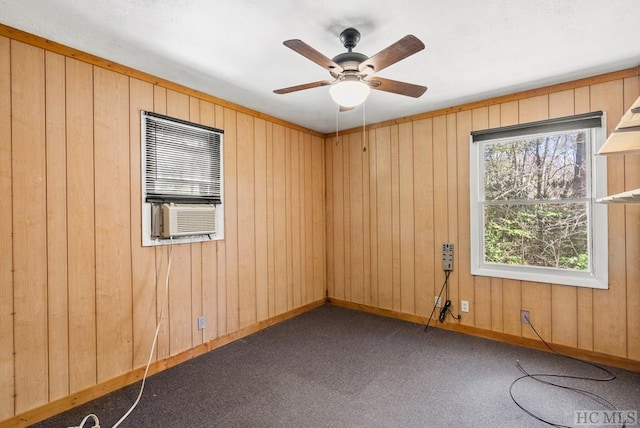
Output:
[358,35,425,75]
[273,80,333,94]
[283,39,344,74]
[367,77,427,98]
[339,105,355,112]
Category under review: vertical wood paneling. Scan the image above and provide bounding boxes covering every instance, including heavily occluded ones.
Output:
[318,75,638,373]
[166,90,194,355]
[445,114,460,321]
[273,124,287,314]
[452,112,470,326]
[369,130,379,307]
[390,126,401,311]
[549,89,579,348]
[376,127,393,309]
[285,129,294,309]
[254,117,269,321]
[237,112,256,328]
[487,105,503,332]
[188,97,204,347]
[624,76,640,360]
[152,86,170,359]
[301,135,310,304]
[199,100,219,341]
[291,130,302,308]
[522,281,552,341]
[163,92,193,355]
[332,140,345,300]
[576,288,594,351]
[322,67,639,381]
[471,108,491,330]
[305,134,315,303]
[518,95,553,342]
[94,67,132,382]
[432,116,448,312]
[350,134,364,304]
[214,104,227,336]
[5,24,640,422]
[501,101,519,125]
[168,236,192,355]
[11,40,48,413]
[129,78,157,366]
[266,122,275,317]
[45,51,69,401]
[223,108,239,330]
[549,90,575,117]
[312,135,325,301]
[490,278,503,332]
[0,36,14,420]
[301,134,309,304]
[362,130,372,306]
[1,30,328,421]
[398,123,415,313]
[574,85,594,351]
[322,138,336,297]
[191,242,203,345]
[413,119,434,316]
[499,101,522,337]
[342,136,352,302]
[502,279,522,337]
[66,57,96,393]
[591,80,627,358]
[551,286,577,347]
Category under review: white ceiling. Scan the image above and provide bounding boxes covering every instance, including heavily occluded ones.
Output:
[2,0,639,134]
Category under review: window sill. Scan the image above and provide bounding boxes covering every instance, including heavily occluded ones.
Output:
[471,265,608,289]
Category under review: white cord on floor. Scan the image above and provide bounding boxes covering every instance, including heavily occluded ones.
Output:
[68,413,100,428]
[69,240,173,428]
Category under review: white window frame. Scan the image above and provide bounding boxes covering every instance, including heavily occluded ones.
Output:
[469,112,608,289]
[141,111,224,247]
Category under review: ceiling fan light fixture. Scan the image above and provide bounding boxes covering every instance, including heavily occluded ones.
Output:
[329,80,370,108]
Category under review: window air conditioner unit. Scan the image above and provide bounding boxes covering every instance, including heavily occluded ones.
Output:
[161,203,216,238]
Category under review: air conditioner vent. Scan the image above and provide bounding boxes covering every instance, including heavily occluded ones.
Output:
[161,203,216,237]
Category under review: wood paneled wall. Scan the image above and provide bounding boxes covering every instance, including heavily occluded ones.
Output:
[326,71,640,363]
[0,35,326,422]
[2,21,639,425]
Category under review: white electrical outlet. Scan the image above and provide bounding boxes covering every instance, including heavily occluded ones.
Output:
[461,300,469,313]
[435,296,442,307]
[197,316,206,330]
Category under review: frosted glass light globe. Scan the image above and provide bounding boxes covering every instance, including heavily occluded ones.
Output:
[329,81,370,108]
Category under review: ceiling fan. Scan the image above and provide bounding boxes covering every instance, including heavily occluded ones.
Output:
[273,27,427,109]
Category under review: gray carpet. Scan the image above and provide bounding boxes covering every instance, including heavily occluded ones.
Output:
[33,304,640,427]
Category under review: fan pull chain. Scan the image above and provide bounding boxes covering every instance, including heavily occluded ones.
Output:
[335,104,340,145]
[362,102,367,152]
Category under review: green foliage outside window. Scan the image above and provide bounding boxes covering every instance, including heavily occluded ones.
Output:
[481,131,589,271]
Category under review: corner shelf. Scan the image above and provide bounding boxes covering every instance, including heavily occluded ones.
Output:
[597,95,640,205]
[597,188,640,204]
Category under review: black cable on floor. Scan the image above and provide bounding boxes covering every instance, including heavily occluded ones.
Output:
[509,314,624,428]
[424,270,450,332]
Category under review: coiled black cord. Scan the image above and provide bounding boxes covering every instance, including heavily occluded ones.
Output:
[509,314,623,427]
[424,271,460,332]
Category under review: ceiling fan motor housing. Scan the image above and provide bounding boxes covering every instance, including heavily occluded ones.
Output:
[330,51,368,78]
[339,27,361,50]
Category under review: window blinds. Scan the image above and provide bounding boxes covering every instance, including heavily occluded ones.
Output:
[471,111,603,143]
[143,111,223,204]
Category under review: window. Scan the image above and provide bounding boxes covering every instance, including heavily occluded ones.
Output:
[469,112,607,288]
[141,111,224,246]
